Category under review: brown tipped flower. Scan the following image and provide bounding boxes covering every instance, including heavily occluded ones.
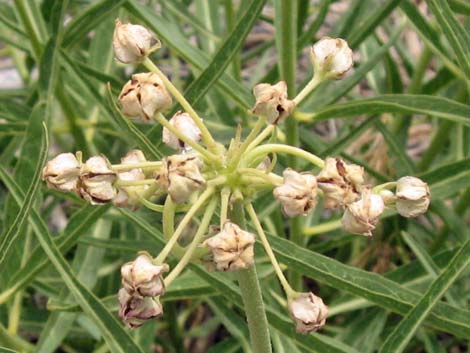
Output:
[162,112,202,150]
[289,292,328,334]
[42,153,81,193]
[252,81,295,124]
[118,288,163,329]
[203,222,255,272]
[119,72,172,120]
[310,37,353,79]
[317,157,364,209]
[79,156,117,205]
[273,168,318,217]
[396,176,430,218]
[113,19,160,64]
[121,252,168,297]
[156,154,205,204]
[342,188,384,236]
[114,150,147,208]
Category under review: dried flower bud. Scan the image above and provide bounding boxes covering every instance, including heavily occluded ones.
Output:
[342,188,384,236]
[252,81,295,124]
[203,222,255,272]
[42,153,80,193]
[114,150,147,208]
[273,169,317,217]
[121,252,169,297]
[113,19,160,64]
[396,176,430,218]
[162,112,202,150]
[310,37,353,79]
[118,288,163,329]
[289,292,328,334]
[79,156,117,205]
[317,158,364,209]
[156,154,205,204]
[119,72,172,120]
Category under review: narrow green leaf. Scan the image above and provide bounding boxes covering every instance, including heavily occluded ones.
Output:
[420,158,470,198]
[309,94,470,126]
[62,0,125,47]
[1,173,145,353]
[0,113,47,268]
[379,240,470,353]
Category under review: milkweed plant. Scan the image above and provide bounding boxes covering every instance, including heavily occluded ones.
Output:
[1,1,470,353]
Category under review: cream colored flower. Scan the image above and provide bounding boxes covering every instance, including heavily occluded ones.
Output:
[311,37,353,79]
[203,222,255,272]
[342,188,384,236]
[317,157,364,209]
[252,81,295,124]
[114,150,147,208]
[113,19,160,64]
[42,153,80,193]
[162,112,202,150]
[121,252,169,297]
[273,168,317,217]
[79,156,117,205]
[156,154,205,204]
[396,176,430,218]
[119,72,172,120]
[118,288,163,329]
[289,292,328,334]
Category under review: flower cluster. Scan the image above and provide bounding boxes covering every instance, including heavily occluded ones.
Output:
[41,21,431,335]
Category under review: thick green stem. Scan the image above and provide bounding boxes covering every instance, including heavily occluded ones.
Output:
[230,200,272,353]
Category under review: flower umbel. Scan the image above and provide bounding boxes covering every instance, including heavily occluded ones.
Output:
[113,19,160,64]
[289,292,328,334]
[273,168,317,217]
[203,222,255,272]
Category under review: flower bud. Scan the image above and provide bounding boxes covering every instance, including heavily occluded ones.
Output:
[273,169,317,217]
[288,292,328,334]
[342,188,384,236]
[317,157,364,209]
[396,176,430,218]
[118,288,163,329]
[42,153,80,193]
[79,156,117,205]
[156,154,205,204]
[379,189,396,205]
[113,19,160,64]
[114,150,147,208]
[203,222,255,272]
[121,252,169,297]
[119,72,172,120]
[310,37,353,79]
[252,81,295,124]
[162,112,202,150]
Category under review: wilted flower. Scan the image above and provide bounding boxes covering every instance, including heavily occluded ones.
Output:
[310,37,353,79]
[119,72,172,120]
[395,176,430,218]
[156,154,205,203]
[342,188,384,236]
[42,153,80,193]
[121,252,169,297]
[317,158,364,209]
[289,292,328,334]
[273,168,317,217]
[114,150,147,208]
[203,222,255,272]
[252,81,295,124]
[79,156,117,205]
[118,288,163,329]
[162,112,202,150]
[113,19,160,64]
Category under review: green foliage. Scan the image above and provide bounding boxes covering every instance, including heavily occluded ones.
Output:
[0,1,469,353]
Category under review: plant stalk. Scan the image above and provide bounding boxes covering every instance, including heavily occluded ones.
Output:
[230,200,272,353]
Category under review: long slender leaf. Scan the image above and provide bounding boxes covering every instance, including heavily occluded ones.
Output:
[379,239,470,353]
